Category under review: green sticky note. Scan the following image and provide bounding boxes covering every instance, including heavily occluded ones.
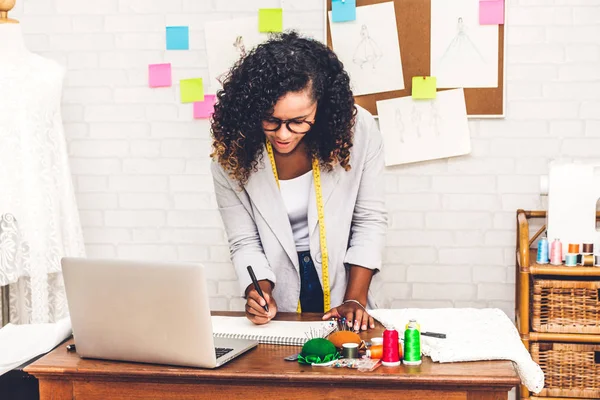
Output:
[259,8,283,32]
[180,78,204,103]
[412,76,437,99]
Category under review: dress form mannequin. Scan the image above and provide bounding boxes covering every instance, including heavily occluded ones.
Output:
[0,0,18,24]
[0,2,86,324]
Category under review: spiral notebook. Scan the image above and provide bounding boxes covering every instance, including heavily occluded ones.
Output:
[211,316,337,346]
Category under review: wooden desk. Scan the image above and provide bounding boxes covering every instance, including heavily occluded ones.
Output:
[26,312,519,400]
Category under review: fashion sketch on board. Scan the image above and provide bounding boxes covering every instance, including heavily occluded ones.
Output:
[394,108,405,143]
[352,25,383,69]
[216,35,248,87]
[438,17,485,69]
[233,35,247,58]
[395,102,443,141]
[411,105,423,138]
[429,102,443,136]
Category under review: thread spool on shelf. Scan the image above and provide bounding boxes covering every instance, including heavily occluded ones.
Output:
[536,237,549,264]
[565,253,578,267]
[581,253,595,267]
[582,243,594,254]
[550,238,562,266]
[568,243,580,254]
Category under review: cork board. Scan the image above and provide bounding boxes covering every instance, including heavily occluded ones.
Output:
[326,0,505,118]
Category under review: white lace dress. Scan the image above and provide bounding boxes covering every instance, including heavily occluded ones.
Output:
[0,50,86,325]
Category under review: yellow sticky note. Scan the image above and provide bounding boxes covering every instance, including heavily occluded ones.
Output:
[259,8,283,32]
[412,76,437,99]
[180,78,204,103]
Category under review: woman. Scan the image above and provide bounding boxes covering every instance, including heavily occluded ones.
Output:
[210,31,387,332]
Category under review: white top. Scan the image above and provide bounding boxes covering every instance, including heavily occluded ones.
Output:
[279,170,312,252]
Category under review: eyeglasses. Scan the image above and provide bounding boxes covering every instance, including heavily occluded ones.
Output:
[262,117,315,134]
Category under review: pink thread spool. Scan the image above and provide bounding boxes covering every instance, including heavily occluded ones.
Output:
[382,329,401,366]
[550,238,562,265]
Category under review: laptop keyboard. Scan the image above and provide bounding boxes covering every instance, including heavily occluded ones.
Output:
[215,347,234,359]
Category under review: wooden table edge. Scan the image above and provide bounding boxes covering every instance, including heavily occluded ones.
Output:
[24,311,521,391]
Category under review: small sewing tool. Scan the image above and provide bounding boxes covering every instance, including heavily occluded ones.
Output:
[366,336,383,359]
[342,343,359,359]
[421,331,446,339]
[284,352,300,361]
[327,330,361,348]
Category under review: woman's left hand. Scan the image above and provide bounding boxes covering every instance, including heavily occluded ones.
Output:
[322,301,375,332]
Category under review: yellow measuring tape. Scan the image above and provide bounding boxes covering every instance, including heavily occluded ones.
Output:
[265,141,331,313]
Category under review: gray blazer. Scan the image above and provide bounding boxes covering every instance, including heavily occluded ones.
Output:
[211,105,387,312]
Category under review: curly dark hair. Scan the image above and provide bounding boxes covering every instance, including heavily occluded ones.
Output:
[210,31,356,186]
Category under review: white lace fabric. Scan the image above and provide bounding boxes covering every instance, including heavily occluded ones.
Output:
[369,308,545,394]
[0,51,86,325]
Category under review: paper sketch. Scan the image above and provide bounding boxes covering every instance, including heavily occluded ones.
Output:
[353,25,383,69]
[395,108,405,143]
[429,102,443,136]
[214,36,248,86]
[430,0,499,88]
[329,2,404,96]
[376,89,471,166]
[411,105,423,138]
[440,17,486,64]
[204,17,269,92]
[233,36,247,57]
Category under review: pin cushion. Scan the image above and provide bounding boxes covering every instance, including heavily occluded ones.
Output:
[298,338,340,365]
[327,330,362,348]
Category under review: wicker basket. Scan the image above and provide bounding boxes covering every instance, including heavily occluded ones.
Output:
[532,279,600,334]
[531,342,600,398]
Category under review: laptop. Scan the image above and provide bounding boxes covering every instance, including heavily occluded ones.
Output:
[61,257,258,368]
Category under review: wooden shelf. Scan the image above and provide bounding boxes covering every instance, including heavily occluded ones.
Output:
[516,210,600,400]
[531,397,584,400]
[529,332,600,344]
[527,249,600,276]
[530,265,600,276]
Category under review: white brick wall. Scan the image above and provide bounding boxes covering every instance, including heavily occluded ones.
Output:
[9,0,600,318]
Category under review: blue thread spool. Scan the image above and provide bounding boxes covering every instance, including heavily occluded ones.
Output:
[537,237,549,264]
[565,253,578,267]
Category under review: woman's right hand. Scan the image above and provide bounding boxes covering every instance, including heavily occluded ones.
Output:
[244,280,278,325]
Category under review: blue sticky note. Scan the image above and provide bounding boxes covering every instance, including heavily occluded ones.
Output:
[166,26,189,50]
[332,0,356,23]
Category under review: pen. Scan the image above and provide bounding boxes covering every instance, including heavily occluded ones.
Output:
[247,265,269,313]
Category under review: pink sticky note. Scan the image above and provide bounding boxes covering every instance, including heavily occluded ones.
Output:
[193,95,217,119]
[479,0,504,25]
[148,63,172,88]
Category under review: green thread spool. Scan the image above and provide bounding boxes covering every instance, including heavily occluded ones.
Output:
[403,319,422,365]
